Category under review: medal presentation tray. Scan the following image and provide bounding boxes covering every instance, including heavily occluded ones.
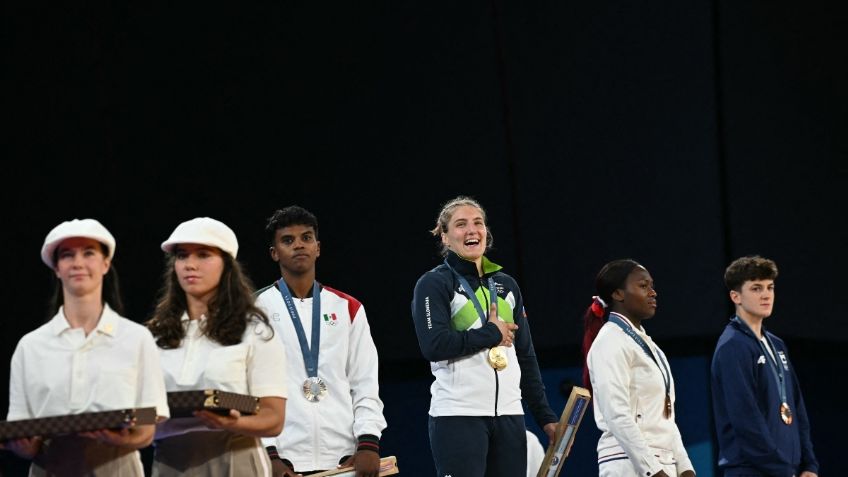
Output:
[0,407,157,441]
[310,456,399,477]
[536,386,592,477]
[167,390,260,418]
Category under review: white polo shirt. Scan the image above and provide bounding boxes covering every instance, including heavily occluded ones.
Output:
[7,304,169,420]
[156,313,287,399]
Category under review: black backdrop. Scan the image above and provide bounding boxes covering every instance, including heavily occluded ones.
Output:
[3,0,846,474]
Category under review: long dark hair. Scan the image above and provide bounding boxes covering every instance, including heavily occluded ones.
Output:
[147,252,272,349]
[46,242,124,319]
[581,259,641,391]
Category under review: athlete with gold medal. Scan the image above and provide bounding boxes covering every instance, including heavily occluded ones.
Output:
[412,196,558,477]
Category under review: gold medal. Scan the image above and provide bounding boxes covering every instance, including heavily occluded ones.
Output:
[779,402,793,425]
[487,347,508,370]
[302,377,328,402]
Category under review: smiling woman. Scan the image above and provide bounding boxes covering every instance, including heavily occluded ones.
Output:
[3,218,169,476]
[582,260,695,477]
[438,204,489,265]
[411,196,558,477]
[54,237,112,297]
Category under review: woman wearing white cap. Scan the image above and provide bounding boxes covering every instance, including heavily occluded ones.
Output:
[3,218,170,476]
[146,217,287,476]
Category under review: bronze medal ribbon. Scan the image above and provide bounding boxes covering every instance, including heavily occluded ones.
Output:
[608,313,673,418]
[733,316,792,425]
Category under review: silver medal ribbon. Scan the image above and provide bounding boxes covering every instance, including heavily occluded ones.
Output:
[278,281,328,401]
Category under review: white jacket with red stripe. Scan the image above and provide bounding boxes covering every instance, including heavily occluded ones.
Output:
[256,281,386,472]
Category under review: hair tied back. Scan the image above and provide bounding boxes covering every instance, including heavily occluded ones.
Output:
[590,296,607,318]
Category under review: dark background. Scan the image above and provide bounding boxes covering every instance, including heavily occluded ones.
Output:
[3,0,845,475]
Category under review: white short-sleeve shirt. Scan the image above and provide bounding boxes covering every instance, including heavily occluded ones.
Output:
[156,314,287,399]
[7,304,169,420]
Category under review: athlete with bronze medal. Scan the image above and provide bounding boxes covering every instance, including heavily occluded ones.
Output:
[584,259,697,477]
[733,317,793,425]
[278,280,328,402]
[711,256,819,476]
[607,313,673,419]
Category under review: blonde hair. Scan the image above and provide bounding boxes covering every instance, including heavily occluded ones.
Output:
[430,196,493,256]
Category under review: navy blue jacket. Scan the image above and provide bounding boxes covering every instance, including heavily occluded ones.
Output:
[411,251,557,428]
[711,318,818,476]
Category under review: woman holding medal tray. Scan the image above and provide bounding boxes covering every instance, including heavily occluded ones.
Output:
[146,217,287,476]
[582,259,695,477]
[3,218,170,476]
[411,196,558,477]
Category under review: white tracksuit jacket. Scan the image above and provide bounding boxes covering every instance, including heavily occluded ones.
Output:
[256,281,386,472]
[588,312,694,477]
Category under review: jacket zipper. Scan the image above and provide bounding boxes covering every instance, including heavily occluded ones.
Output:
[482,276,499,416]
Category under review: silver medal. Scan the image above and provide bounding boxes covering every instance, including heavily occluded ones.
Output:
[302,376,328,402]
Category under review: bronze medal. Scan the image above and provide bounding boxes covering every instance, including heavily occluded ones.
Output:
[779,402,793,425]
[664,394,672,419]
[487,347,508,371]
[302,377,328,402]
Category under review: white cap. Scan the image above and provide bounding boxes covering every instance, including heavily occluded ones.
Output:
[41,218,116,268]
[161,217,239,258]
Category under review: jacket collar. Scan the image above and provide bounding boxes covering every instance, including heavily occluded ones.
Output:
[609,311,647,336]
[48,303,120,337]
[276,278,321,299]
[730,315,770,341]
[444,250,502,278]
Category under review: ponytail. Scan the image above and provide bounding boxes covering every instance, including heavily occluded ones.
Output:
[581,296,608,392]
[581,259,641,392]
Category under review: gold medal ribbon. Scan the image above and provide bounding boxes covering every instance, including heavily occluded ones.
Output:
[444,259,507,370]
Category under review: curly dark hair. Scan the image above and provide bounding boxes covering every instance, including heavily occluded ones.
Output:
[265,206,319,246]
[724,255,778,292]
[147,252,272,349]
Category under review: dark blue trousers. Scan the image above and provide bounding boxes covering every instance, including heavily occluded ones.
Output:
[428,415,527,477]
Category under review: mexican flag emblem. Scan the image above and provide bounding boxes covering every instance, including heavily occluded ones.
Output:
[323,313,338,326]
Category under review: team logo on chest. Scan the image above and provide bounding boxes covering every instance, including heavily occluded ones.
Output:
[323,313,338,326]
[778,351,789,370]
[456,281,504,298]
